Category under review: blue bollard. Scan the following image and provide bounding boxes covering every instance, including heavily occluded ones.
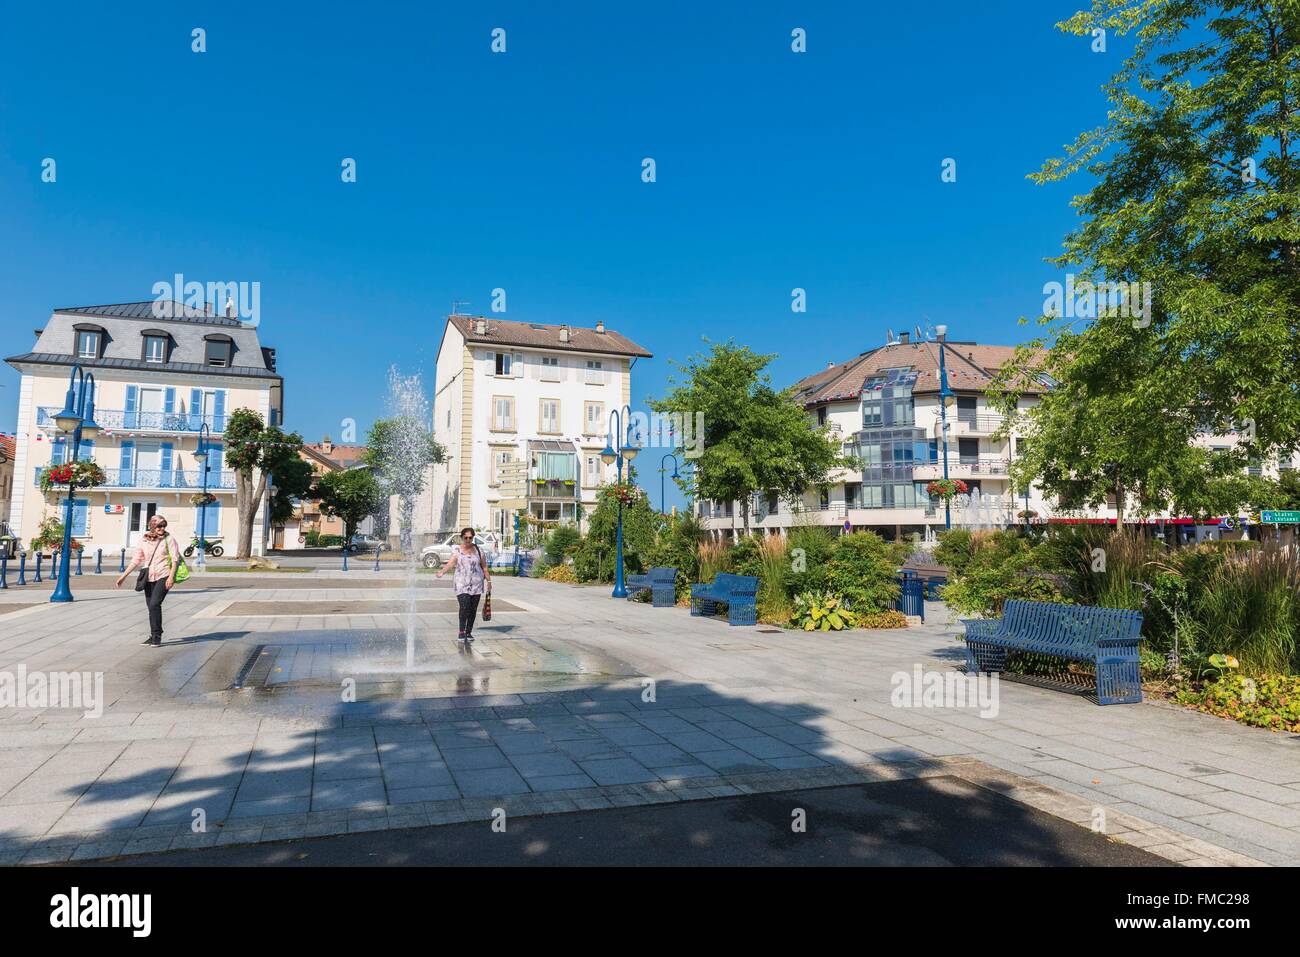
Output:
[119,548,126,573]
[342,547,348,572]
[35,553,43,583]
[76,549,83,576]
[1,554,7,590]
[96,548,103,574]
[18,553,26,586]
[373,549,380,572]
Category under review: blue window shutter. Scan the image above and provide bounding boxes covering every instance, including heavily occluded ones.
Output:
[160,442,174,484]
[124,385,138,429]
[164,387,175,414]
[71,500,88,536]
[208,442,224,476]
[196,500,221,537]
[77,439,94,461]
[119,441,134,486]
[189,388,202,430]
[213,390,226,430]
[51,435,67,464]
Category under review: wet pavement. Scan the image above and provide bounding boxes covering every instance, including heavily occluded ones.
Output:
[77,778,1164,867]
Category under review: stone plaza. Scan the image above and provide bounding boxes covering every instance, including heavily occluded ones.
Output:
[1,569,1298,866]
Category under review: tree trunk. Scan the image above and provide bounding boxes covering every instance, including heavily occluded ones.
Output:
[235,469,267,559]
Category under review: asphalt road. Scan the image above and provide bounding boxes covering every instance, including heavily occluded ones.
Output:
[79,777,1165,867]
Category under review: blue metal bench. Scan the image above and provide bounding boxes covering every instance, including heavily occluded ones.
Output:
[689,573,759,626]
[626,566,678,607]
[961,600,1144,705]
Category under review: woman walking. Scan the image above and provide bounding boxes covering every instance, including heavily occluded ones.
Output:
[115,514,181,646]
[435,526,491,643]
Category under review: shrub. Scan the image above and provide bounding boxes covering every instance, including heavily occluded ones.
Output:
[940,530,1067,617]
[786,525,834,594]
[1182,544,1300,675]
[543,524,581,567]
[644,512,703,599]
[727,536,763,578]
[791,591,854,632]
[856,610,909,629]
[824,532,903,614]
[1175,673,1300,733]
[934,528,975,576]
[572,485,659,582]
[755,534,791,625]
[543,563,578,584]
[696,540,729,583]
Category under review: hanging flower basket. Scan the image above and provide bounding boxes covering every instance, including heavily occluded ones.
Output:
[39,460,106,494]
[601,481,642,507]
[1016,509,1038,520]
[925,478,968,500]
[190,492,218,507]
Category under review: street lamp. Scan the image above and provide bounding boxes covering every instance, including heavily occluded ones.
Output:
[935,325,954,531]
[600,406,638,598]
[50,365,99,603]
[659,452,681,515]
[193,422,212,568]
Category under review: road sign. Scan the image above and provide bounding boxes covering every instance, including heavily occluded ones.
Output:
[1262,510,1300,524]
[496,462,529,498]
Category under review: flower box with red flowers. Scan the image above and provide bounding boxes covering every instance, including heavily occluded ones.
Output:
[926,478,969,499]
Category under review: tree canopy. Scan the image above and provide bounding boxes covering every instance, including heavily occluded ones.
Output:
[313,468,387,542]
[224,409,308,557]
[650,340,854,529]
[992,1,1300,522]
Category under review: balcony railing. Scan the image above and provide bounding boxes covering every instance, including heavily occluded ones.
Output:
[35,467,236,490]
[953,413,1005,434]
[37,407,226,434]
[528,479,578,500]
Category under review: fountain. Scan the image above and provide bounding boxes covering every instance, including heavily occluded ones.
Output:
[383,366,432,670]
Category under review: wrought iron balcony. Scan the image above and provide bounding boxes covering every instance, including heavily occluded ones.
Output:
[36,407,226,434]
[36,467,236,490]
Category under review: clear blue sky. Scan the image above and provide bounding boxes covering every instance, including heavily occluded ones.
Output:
[0,1,1118,510]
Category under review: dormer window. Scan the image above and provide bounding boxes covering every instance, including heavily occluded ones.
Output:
[73,324,106,359]
[142,332,169,364]
[204,335,234,367]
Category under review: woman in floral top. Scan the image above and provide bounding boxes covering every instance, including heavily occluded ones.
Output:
[435,527,491,643]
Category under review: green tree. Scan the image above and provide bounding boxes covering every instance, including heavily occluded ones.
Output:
[363,417,446,553]
[269,455,316,526]
[651,341,854,531]
[314,469,387,542]
[994,2,1300,522]
[224,409,307,558]
[572,484,662,582]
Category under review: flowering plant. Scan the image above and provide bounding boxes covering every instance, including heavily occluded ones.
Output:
[30,516,83,554]
[190,492,218,507]
[600,481,643,507]
[925,478,968,499]
[39,460,106,494]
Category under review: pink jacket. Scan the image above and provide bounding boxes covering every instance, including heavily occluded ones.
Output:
[133,534,181,582]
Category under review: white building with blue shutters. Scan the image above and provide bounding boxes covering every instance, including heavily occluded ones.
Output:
[5,301,283,557]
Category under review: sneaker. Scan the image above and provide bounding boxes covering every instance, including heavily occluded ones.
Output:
[141,636,161,646]
[464,632,475,644]
[457,630,465,642]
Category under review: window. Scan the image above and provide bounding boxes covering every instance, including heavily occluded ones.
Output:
[584,401,604,434]
[845,483,861,507]
[205,339,232,367]
[584,454,603,487]
[491,396,514,431]
[494,353,512,376]
[492,449,515,485]
[144,335,167,363]
[819,489,830,510]
[817,407,827,426]
[540,399,560,434]
[77,331,101,359]
[540,356,561,382]
[585,359,604,384]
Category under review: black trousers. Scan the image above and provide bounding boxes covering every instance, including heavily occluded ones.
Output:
[457,592,481,635]
[143,577,170,640]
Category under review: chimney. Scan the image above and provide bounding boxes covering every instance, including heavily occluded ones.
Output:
[826,361,834,369]
[225,296,236,319]
[321,434,333,454]
[559,324,571,343]
[595,320,605,335]
[900,331,910,344]
[474,317,488,335]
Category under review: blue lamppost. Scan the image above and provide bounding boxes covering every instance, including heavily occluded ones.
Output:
[936,325,954,531]
[659,452,680,515]
[600,406,639,598]
[50,365,100,603]
[193,422,212,569]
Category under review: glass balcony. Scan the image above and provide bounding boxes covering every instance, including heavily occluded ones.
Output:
[36,407,226,434]
[36,467,236,489]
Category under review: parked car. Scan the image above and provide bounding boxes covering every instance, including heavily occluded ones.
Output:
[345,534,384,554]
[421,532,500,568]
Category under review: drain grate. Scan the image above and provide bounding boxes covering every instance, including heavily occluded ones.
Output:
[229,644,271,690]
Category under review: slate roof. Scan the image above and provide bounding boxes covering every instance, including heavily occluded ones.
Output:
[54,301,245,327]
[447,315,652,358]
[5,352,280,380]
[791,339,1047,407]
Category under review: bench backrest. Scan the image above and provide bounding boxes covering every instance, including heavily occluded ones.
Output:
[1001,600,1142,651]
[711,573,759,598]
[647,566,678,583]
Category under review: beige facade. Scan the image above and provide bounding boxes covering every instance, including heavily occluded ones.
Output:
[6,302,283,556]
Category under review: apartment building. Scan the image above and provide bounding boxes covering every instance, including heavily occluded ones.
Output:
[277,435,369,549]
[697,332,1049,541]
[5,301,283,555]
[420,314,652,544]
